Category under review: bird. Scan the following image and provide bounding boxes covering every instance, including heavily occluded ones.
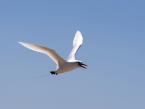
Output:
[19,31,87,75]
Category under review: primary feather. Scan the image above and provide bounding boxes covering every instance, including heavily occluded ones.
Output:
[67,31,83,62]
[19,42,65,66]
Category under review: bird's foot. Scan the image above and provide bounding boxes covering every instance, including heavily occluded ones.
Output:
[50,71,58,75]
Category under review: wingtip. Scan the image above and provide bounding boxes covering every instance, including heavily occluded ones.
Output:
[18,42,27,47]
[76,30,83,36]
[18,41,22,44]
[76,30,81,34]
[18,42,24,45]
[75,30,83,39]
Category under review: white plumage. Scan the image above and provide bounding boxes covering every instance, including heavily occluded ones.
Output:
[19,31,87,75]
[67,31,83,62]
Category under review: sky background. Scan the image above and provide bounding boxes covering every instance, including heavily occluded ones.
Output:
[0,0,145,109]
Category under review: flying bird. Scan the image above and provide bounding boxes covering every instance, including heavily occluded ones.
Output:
[19,31,87,75]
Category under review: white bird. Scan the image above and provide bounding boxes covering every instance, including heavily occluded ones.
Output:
[19,31,87,75]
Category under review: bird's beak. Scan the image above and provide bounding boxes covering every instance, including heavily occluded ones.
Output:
[80,63,88,69]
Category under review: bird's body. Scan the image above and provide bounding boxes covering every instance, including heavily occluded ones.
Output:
[55,62,79,74]
[19,31,87,75]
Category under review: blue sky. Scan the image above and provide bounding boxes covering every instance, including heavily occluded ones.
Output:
[0,0,145,109]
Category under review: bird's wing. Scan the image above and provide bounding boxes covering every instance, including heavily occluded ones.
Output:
[19,42,65,66]
[67,31,83,62]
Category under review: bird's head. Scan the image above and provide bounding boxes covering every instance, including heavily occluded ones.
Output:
[77,62,88,69]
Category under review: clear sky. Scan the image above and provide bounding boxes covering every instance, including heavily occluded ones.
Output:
[0,0,145,109]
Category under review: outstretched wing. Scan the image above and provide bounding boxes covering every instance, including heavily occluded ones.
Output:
[19,42,65,66]
[67,31,83,62]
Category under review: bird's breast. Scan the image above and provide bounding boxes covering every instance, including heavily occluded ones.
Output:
[57,62,79,74]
